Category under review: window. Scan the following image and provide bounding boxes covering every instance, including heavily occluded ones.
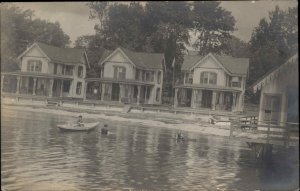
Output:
[231,77,241,87]
[113,66,126,79]
[157,71,161,84]
[185,73,193,84]
[54,63,58,74]
[65,65,73,76]
[78,66,83,78]
[200,72,217,85]
[145,72,151,82]
[142,71,145,81]
[151,72,154,82]
[27,60,42,72]
[63,80,71,93]
[76,82,82,95]
[156,88,160,102]
[35,62,42,72]
[135,69,140,80]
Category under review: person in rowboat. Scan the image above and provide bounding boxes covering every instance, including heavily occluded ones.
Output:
[176,131,184,140]
[77,115,84,127]
[101,124,109,135]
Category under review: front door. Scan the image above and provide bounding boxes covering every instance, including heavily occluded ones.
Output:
[111,83,120,101]
[202,90,212,108]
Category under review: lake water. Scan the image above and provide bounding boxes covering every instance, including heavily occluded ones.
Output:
[1,108,299,191]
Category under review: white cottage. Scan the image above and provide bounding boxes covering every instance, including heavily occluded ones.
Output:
[85,47,165,105]
[175,53,249,112]
[252,53,298,126]
[1,42,90,99]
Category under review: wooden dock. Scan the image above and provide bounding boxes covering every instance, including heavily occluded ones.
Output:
[229,117,299,160]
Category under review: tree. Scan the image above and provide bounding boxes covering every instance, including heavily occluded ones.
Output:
[1,4,71,71]
[85,2,194,98]
[192,1,236,55]
[249,6,298,85]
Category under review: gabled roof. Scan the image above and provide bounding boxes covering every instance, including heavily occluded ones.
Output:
[181,55,203,71]
[182,53,249,76]
[18,42,90,68]
[252,53,298,93]
[98,47,165,70]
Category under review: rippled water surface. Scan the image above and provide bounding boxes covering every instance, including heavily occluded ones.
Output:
[1,108,299,191]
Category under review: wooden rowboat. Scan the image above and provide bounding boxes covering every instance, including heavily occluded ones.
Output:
[57,122,99,131]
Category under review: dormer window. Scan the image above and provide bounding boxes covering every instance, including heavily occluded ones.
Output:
[27,60,42,72]
[200,72,217,85]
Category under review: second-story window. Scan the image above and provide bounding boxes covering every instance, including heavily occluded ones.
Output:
[157,71,161,84]
[185,73,193,84]
[135,69,140,80]
[200,72,217,85]
[27,60,42,72]
[145,72,150,82]
[65,65,73,76]
[231,77,241,87]
[78,66,83,78]
[54,63,58,74]
[113,66,126,80]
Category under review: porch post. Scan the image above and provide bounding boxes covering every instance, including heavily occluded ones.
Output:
[137,85,141,105]
[238,92,244,112]
[1,75,4,94]
[60,80,64,97]
[232,92,237,111]
[191,89,196,109]
[198,90,202,108]
[101,83,105,101]
[83,81,88,101]
[16,76,21,95]
[32,78,37,95]
[212,91,217,110]
[49,79,54,97]
[119,84,123,103]
[174,88,178,108]
[144,86,148,104]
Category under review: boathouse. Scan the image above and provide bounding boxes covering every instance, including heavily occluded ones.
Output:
[85,47,165,105]
[252,53,298,126]
[174,53,249,112]
[1,42,90,99]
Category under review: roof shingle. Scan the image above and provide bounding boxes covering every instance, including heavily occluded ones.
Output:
[98,47,164,70]
[181,53,249,76]
[36,42,87,65]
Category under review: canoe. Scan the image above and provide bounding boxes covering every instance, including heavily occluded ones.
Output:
[57,122,99,131]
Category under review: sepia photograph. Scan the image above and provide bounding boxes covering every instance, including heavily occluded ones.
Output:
[1,1,298,191]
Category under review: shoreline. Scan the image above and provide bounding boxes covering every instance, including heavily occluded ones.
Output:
[2,102,293,142]
[1,103,232,138]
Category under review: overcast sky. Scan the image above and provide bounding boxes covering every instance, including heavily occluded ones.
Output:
[10,1,298,47]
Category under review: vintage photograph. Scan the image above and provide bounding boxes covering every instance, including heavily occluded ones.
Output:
[1,1,298,191]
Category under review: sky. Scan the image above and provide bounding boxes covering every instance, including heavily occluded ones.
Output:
[9,1,298,47]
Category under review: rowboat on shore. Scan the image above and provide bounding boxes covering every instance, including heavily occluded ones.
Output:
[57,122,99,131]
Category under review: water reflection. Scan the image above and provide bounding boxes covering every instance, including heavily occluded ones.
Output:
[1,108,299,191]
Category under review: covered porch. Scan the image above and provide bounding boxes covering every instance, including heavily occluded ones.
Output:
[1,72,73,98]
[85,78,155,105]
[174,85,243,112]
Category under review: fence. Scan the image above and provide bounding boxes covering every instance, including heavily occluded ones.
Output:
[229,118,299,147]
